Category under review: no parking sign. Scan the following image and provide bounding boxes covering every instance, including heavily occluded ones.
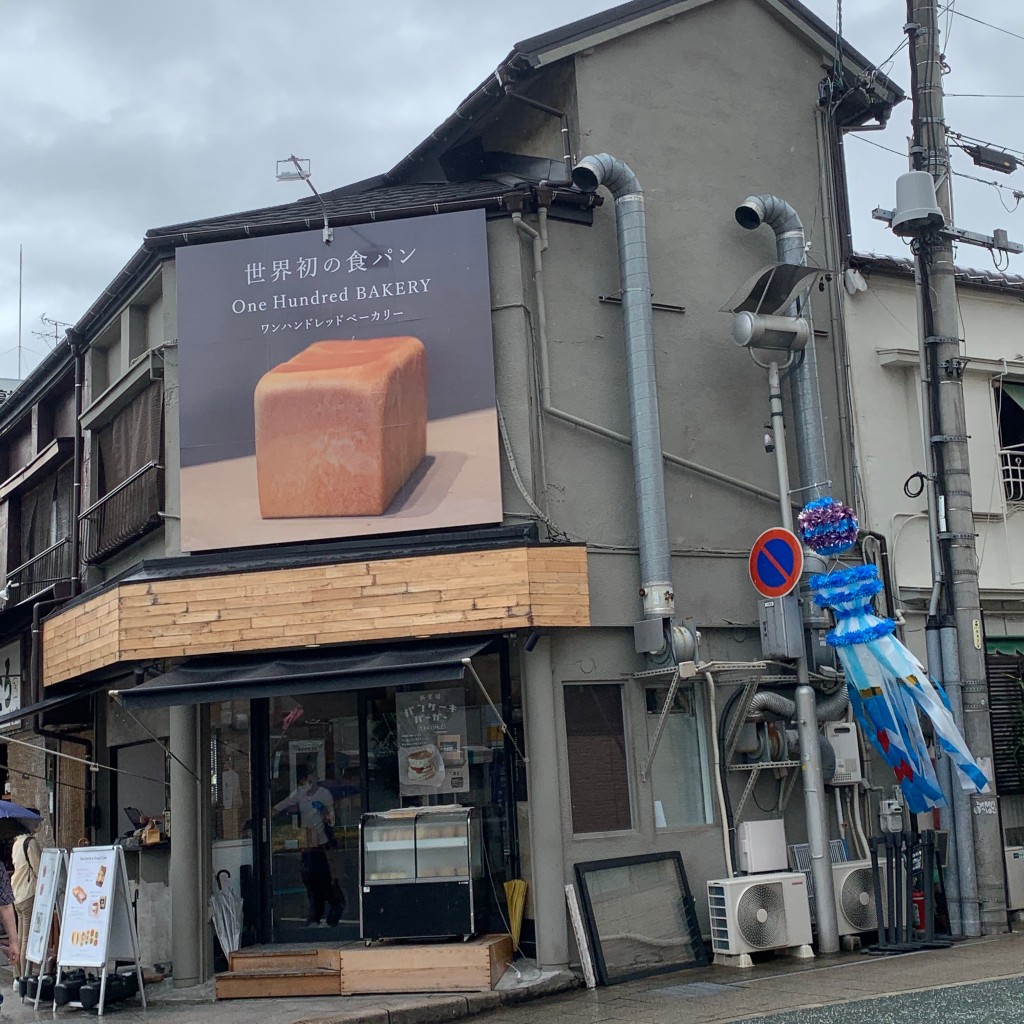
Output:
[748,527,804,598]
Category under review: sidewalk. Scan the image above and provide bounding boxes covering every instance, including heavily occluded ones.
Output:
[0,931,1021,1024]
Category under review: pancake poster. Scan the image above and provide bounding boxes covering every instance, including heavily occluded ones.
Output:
[396,688,468,795]
[175,209,501,552]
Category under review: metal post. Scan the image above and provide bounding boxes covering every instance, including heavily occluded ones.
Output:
[909,0,1004,934]
[941,624,981,936]
[169,705,204,986]
[521,638,570,969]
[796,685,839,952]
[768,361,794,532]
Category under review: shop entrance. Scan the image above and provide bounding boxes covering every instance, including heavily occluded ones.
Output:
[210,645,522,947]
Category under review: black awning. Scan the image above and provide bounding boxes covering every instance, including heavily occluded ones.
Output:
[111,638,493,710]
[0,683,106,729]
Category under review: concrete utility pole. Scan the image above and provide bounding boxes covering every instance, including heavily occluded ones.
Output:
[908,0,1005,935]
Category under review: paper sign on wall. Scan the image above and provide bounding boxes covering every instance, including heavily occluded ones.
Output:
[25,847,67,968]
[396,687,469,795]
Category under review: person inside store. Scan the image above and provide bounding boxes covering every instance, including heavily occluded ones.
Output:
[11,812,42,978]
[272,768,344,926]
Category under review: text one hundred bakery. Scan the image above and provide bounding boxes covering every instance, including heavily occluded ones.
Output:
[231,279,432,315]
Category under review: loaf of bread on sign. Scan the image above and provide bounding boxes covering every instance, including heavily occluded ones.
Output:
[254,337,428,518]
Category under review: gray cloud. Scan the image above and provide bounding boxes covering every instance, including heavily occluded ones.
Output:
[1,1,1022,379]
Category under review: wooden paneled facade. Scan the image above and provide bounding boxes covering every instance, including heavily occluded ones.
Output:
[43,544,589,685]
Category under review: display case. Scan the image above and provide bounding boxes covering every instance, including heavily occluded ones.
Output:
[360,806,483,940]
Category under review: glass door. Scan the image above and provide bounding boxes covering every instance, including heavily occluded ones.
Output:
[267,691,362,941]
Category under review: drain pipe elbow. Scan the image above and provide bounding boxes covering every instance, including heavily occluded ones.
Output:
[735,194,805,263]
[571,154,641,198]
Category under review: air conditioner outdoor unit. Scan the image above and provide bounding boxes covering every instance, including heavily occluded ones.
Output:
[832,859,882,936]
[707,872,813,961]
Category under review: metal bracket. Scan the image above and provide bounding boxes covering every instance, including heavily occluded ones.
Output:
[930,434,969,443]
[640,666,681,782]
[873,207,1024,254]
[941,357,969,379]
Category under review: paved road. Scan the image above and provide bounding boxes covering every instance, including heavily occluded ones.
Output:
[473,935,1024,1024]
[739,976,1024,1023]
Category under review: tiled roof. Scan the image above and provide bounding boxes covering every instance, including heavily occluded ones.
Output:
[851,252,1024,294]
[145,179,546,246]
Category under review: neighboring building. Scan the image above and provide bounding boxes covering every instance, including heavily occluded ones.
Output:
[0,0,906,986]
[845,252,1024,840]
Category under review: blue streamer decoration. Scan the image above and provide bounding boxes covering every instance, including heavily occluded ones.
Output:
[801,500,989,814]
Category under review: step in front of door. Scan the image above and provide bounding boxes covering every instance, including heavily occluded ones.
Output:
[216,967,342,999]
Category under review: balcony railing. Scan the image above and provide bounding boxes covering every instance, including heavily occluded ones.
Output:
[7,537,72,603]
[1000,445,1024,504]
[80,461,164,564]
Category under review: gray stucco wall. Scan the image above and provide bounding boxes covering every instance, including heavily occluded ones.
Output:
[484,0,856,937]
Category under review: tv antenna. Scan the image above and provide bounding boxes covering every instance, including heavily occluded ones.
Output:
[31,314,72,349]
[276,155,333,245]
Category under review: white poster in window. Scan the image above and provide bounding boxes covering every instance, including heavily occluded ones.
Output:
[0,639,21,730]
[396,688,469,794]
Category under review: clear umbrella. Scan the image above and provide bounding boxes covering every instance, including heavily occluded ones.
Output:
[209,869,243,959]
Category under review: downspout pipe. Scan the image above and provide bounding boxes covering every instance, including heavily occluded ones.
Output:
[572,155,675,623]
[66,328,85,597]
[735,195,830,501]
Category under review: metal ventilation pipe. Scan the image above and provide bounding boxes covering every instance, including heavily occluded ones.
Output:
[735,195,829,500]
[573,155,675,624]
[748,685,849,722]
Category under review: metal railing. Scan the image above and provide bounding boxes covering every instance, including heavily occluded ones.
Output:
[1000,445,1024,504]
[7,536,72,602]
[79,460,164,563]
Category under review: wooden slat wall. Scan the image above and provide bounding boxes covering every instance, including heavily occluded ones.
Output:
[43,545,589,685]
[44,589,120,685]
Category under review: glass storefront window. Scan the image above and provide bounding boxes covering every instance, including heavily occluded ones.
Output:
[644,684,713,828]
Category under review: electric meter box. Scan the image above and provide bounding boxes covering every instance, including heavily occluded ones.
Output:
[737,818,789,873]
[1006,847,1024,910]
[759,595,804,660]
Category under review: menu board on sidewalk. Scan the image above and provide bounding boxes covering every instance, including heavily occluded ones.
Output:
[25,847,67,968]
[56,846,138,969]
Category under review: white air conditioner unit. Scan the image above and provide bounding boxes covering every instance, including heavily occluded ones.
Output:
[707,872,813,959]
[832,859,882,936]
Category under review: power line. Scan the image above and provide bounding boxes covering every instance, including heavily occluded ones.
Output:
[950,9,1024,44]
[946,93,1024,99]
[947,129,1024,163]
[848,133,1024,202]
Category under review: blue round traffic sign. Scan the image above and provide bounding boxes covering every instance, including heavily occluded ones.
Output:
[749,527,804,598]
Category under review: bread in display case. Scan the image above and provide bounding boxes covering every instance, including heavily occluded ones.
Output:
[360,806,483,940]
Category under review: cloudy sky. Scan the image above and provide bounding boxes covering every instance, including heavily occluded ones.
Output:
[1,1,1022,380]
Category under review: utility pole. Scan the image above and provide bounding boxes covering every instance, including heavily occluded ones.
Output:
[908,0,1005,935]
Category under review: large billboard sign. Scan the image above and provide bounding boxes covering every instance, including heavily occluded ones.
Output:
[176,209,502,552]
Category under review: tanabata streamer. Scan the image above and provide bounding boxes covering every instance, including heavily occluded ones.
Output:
[798,498,988,813]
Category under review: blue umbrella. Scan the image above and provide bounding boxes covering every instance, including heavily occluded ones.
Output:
[0,800,40,821]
